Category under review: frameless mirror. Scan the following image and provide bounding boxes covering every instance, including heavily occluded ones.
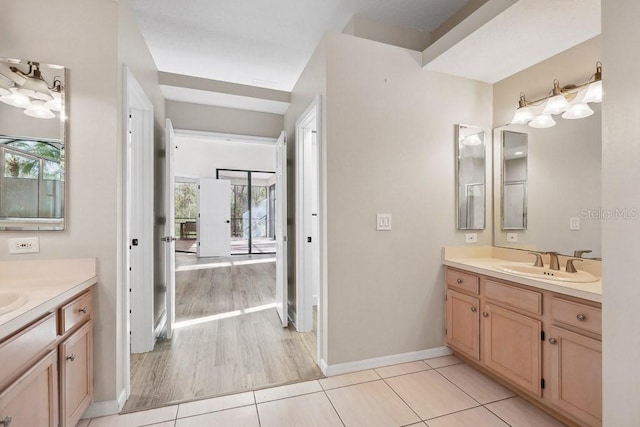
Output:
[0,58,66,230]
[456,124,486,230]
[502,131,528,230]
[493,105,602,259]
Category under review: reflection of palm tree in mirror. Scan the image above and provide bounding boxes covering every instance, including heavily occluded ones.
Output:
[1,137,62,179]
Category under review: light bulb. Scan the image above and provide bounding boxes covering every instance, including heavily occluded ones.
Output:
[562,103,594,119]
[0,88,32,108]
[24,100,55,119]
[511,105,535,124]
[582,80,602,103]
[541,94,570,115]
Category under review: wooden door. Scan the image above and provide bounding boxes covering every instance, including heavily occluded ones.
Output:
[482,304,541,396]
[446,289,480,360]
[548,326,602,426]
[0,350,58,427]
[60,321,93,427]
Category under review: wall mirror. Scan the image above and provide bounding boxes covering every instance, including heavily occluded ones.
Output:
[493,105,602,259]
[456,124,486,230]
[0,58,66,230]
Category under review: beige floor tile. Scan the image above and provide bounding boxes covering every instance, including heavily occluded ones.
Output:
[89,405,178,427]
[319,369,380,390]
[437,363,515,404]
[326,380,420,427]
[375,361,431,378]
[175,405,259,427]
[426,406,508,427]
[485,397,566,427]
[386,370,478,420]
[258,392,342,427]
[176,391,254,418]
[146,423,176,427]
[423,355,462,369]
[254,380,323,403]
[76,420,91,427]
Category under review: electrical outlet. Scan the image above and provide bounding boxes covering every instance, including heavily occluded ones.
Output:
[507,233,518,243]
[8,237,40,254]
[465,233,478,244]
[376,213,392,231]
[570,217,580,230]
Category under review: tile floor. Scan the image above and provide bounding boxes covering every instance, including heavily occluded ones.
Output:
[79,355,566,427]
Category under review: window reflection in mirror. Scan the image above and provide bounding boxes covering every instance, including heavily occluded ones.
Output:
[502,131,528,230]
[456,124,486,230]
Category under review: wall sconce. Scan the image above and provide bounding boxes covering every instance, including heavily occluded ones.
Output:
[511,62,602,128]
[0,61,63,120]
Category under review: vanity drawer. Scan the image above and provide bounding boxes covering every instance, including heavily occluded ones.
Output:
[0,312,57,388]
[60,290,92,334]
[484,280,542,315]
[446,269,479,294]
[551,297,601,335]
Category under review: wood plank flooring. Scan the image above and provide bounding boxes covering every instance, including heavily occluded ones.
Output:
[124,253,321,412]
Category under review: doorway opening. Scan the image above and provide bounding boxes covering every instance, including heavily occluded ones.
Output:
[174,179,198,253]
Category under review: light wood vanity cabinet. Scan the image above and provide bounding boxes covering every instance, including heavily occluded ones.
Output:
[0,287,93,427]
[444,267,602,427]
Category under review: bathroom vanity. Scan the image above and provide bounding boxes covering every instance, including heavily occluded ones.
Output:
[443,247,601,427]
[0,259,96,427]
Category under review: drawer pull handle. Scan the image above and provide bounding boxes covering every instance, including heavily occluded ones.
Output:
[548,338,557,345]
[79,307,88,314]
[576,313,586,321]
[482,312,489,317]
[66,353,77,362]
[0,416,12,426]
[470,306,477,312]
[456,278,463,284]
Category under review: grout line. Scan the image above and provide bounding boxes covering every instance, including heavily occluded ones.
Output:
[254,403,262,427]
[423,404,483,421]
[432,366,483,406]
[322,388,347,427]
[483,403,515,427]
[380,376,424,423]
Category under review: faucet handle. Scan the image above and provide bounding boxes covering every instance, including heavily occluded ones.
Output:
[573,249,592,258]
[565,258,584,273]
[528,252,544,267]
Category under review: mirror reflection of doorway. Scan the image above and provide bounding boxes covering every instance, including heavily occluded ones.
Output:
[174,180,198,253]
[217,169,276,255]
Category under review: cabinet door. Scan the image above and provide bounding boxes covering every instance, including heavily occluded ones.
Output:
[60,320,93,427]
[482,304,541,396]
[446,289,480,360]
[548,326,601,426]
[0,350,58,427]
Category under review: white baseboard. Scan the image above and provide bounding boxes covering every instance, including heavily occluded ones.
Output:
[82,388,127,419]
[322,346,452,377]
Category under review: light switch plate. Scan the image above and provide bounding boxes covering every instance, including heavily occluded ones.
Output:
[570,217,580,230]
[8,237,40,254]
[465,233,478,244]
[376,213,392,231]
[507,233,518,243]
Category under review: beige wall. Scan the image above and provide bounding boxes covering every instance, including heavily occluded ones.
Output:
[0,0,164,407]
[166,101,283,138]
[343,16,431,52]
[323,33,492,364]
[601,2,640,424]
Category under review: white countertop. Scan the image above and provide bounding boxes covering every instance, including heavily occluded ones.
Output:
[0,258,97,338]
[443,257,601,302]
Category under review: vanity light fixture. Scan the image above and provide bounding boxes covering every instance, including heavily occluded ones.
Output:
[12,62,53,101]
[24,100,55,119]
[0,88,31,109]
[0,62,63,119]
[510,62,602,128]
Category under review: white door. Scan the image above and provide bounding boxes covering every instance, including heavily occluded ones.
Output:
[163,119,176,339]
[198,179,231,257]
[275,131,288,327]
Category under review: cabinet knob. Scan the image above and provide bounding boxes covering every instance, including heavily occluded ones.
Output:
[576,313,586,321]
[482,312,489,317]
[456,278,463,284]
[470,306,477,312]
[0,416,12,426]
[66,353,77,362]
[548,338,557,345]
[79,307,88,314]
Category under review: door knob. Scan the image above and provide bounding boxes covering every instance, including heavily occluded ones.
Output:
[576,314,586,321]
[482,312,489,317]
[0,416,12,426]
[470,306,477,312]
[548,338,557,345]
[66,353,77,362]
[456,278,463,284]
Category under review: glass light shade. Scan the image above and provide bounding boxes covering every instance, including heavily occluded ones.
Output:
[511,105,535,124]
[562,102,594,119]
[582,80,602,103]
[18,76,53,101]
[45,92,62,112]
[541,94,571,115]
[529,114,556,129]
[24,100,55,119]
[0,88,32,108]
[462,134,482,146]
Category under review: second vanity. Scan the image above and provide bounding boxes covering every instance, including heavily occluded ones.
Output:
[443,246,601,427]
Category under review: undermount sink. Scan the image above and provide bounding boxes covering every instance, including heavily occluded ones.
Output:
[494,264,599,283]
[0,292,28,315]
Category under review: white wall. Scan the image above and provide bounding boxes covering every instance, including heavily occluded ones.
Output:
[323,33,492,365]
[601,2,640,424]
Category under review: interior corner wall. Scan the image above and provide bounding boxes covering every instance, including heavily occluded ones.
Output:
[601,2,640,424]
[323,33,492,365]
[0,0,120,404]
[166,101,284,139]
[345,16,431,52]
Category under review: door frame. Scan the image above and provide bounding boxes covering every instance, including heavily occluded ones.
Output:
[295,97,323,357]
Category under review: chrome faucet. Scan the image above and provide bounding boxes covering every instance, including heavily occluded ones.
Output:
[565,258,584,273]
[547,252,560,270]
[528,252,544,267]
[573,249,592,258]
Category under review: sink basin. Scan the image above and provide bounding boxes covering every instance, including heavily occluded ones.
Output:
[0,292,28,315]
[494,264,599,283]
